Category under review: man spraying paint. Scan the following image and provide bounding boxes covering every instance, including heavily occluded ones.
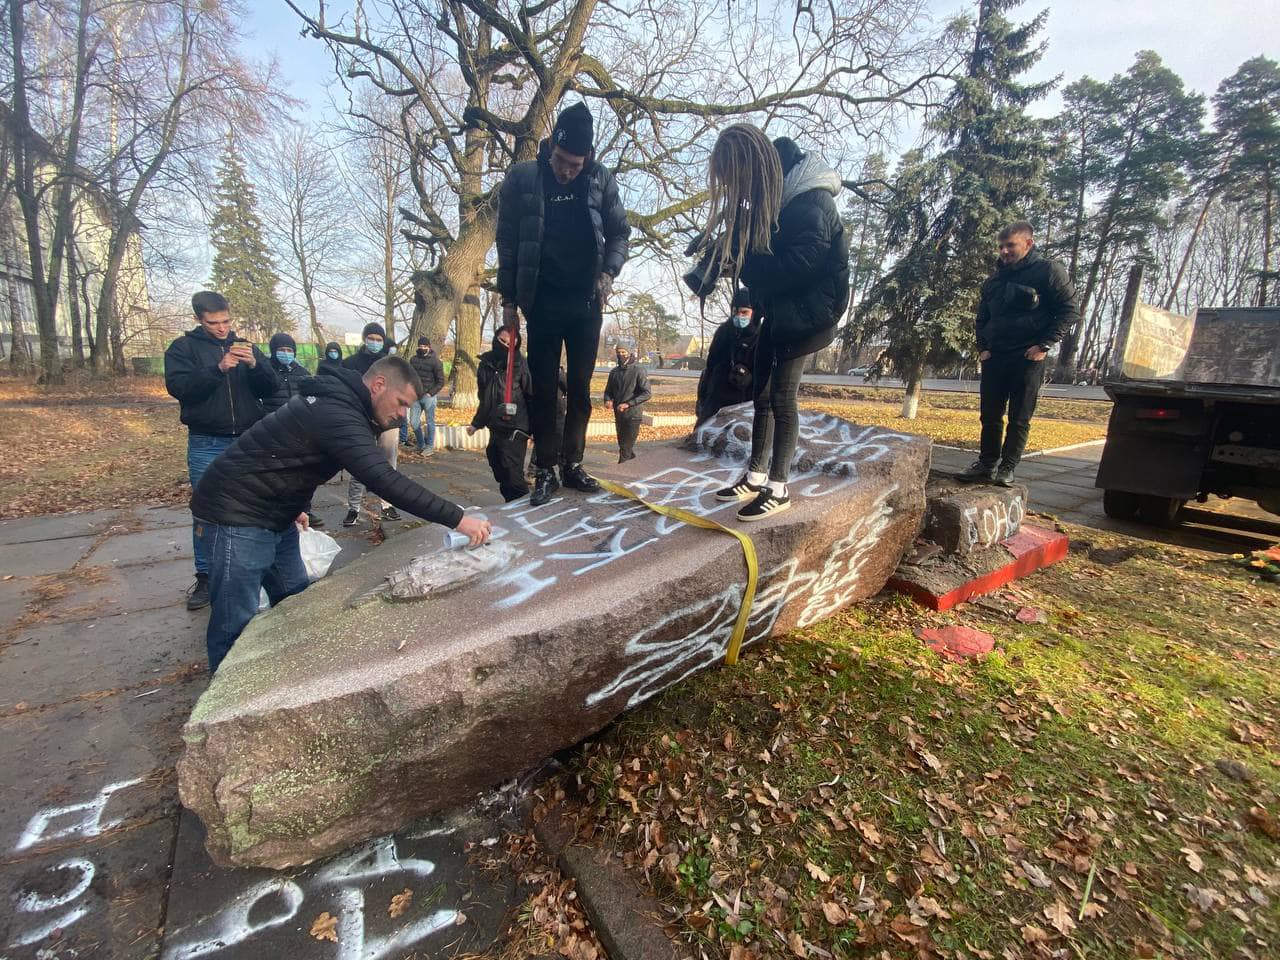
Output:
[495,101,631,506]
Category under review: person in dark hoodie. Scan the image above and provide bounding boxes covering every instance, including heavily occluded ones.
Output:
[403,336,445,455]
[262,331,325,529]
[957,220,1080,487]
[164,290,276,610]
[318,341,344,376]
[495,101,631,507]
[467,328,534,501]
[686,129,849,521]
[191,355,491,671]
[603,343,651,462]
[340,322,402,525]
[696,288,760,424]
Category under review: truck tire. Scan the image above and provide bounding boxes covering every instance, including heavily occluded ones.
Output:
[1102,489,1140,520]
[1137,494,1185,527]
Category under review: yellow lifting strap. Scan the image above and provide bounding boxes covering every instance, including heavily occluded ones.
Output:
[595,478,759,666]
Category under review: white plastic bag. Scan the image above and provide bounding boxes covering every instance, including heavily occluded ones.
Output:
[300,528,342,581]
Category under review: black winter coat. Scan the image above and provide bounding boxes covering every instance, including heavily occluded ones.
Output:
[496,140,630,314]
[473,337,533,435]
[604,358,651,419]
[342,346,383,375]
[975,249,1080,356]
[740,188,849,360]
[164,327,276,437]
[697,320,759,421]
[317,355,343,377]
[190,366,464,533]
[410,350,446,396]
[262,358,308,414]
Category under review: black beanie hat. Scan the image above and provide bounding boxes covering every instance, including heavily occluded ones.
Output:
[731,288,752,311]
[361,322,386,340]
[552,102,593,156]
[269,332,296,353]
[418,335,430,346]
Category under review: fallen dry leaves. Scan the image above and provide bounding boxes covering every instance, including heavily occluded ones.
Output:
[310,911,339,942]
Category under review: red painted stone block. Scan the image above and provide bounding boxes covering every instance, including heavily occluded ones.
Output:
[917,625,996,662]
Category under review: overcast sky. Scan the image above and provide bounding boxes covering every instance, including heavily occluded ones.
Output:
[238,1,1278,334]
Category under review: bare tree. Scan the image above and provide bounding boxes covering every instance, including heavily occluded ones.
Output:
[285,0,951,401]
[257,122,346,347]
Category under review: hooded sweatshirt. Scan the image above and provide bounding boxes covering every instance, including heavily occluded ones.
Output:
[264,333,306,413]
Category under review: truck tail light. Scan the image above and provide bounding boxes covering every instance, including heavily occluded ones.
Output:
[1136,407,1181,420]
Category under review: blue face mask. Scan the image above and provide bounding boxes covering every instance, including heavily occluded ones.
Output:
[365,339,383,354]
[275,350,295,365]
[327,350,340,360]
[733,314,752,329]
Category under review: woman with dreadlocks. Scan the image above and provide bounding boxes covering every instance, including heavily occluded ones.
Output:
[688,126,849,520]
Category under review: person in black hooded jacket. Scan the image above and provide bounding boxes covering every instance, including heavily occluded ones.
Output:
[696,289,760,424]
[495,100,631,507]
[467,328,534,501]
[958,221,1080,487]
[263,332,307,413]
[339,322,402,524]
[164,290,276,610]
[318,341,344,376]
[603,344,651,462]
[687,128,849,522]
[191,355,491,671]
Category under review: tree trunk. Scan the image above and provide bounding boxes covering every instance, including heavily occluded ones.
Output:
[452,284,483,408]
[1,201,34,371]
[1260,168,1273,306]
[899,367,922,419]
[65,233,86,368]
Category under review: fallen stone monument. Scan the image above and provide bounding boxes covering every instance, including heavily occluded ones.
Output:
[178,405,930,868]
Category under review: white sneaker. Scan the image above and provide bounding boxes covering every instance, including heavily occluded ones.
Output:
[716,476,763,502]
[737,488,791,521]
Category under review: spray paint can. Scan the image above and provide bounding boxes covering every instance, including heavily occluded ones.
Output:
[443,531,471,551]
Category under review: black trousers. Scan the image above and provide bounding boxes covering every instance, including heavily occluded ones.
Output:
[615,413,641,462]
[748,323,808,483]
[486,430,530,502]
[979,353,1044,467]
[526,296,601,470]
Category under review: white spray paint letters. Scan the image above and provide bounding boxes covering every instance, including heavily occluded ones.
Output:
[7,778,144,950]
[962,494,1025,550]
[161,834,459,960]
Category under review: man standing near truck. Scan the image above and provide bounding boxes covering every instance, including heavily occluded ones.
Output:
[957,221,1080,487]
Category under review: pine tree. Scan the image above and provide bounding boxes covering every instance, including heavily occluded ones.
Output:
[208,140,289,343]
[1214,56,1280,306]
[858,0,1054,416]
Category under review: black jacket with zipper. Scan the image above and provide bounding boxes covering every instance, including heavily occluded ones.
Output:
[975,249,1080,356]
[473,334,533,435]
[342,346,383,375]
[604,358,651,419]
[164,327,276,436]
[262,358,308,414]
[410,350,446,396]
[496,139,630,314]
[191,366,464,533]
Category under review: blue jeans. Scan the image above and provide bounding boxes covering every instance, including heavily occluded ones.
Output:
[401,395,437,450]
[187,434,235,575]
[196,520,309,671]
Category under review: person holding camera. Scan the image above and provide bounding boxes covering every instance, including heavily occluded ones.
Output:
[164,290,277,610]
[957,221,1080,487]
[696,289,760,424]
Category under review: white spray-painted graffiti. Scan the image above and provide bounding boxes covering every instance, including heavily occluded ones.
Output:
[962,494,1024,551]
[586,487,900,710]
[480,412,915,615]
[7,778,145,950]
[162,834,459,960]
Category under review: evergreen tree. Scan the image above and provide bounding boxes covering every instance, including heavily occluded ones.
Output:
[858,0,1054,417]
[1053,52,1204,379]
[1214,56,1280,305]
[837,154,894,368]
[208,141,289,343]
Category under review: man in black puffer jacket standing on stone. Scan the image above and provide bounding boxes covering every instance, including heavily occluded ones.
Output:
[958,221,1080,487]
[495,101,630,506]
[603,344,651,463]
[165,290,276,611]
[191,355,491,672]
